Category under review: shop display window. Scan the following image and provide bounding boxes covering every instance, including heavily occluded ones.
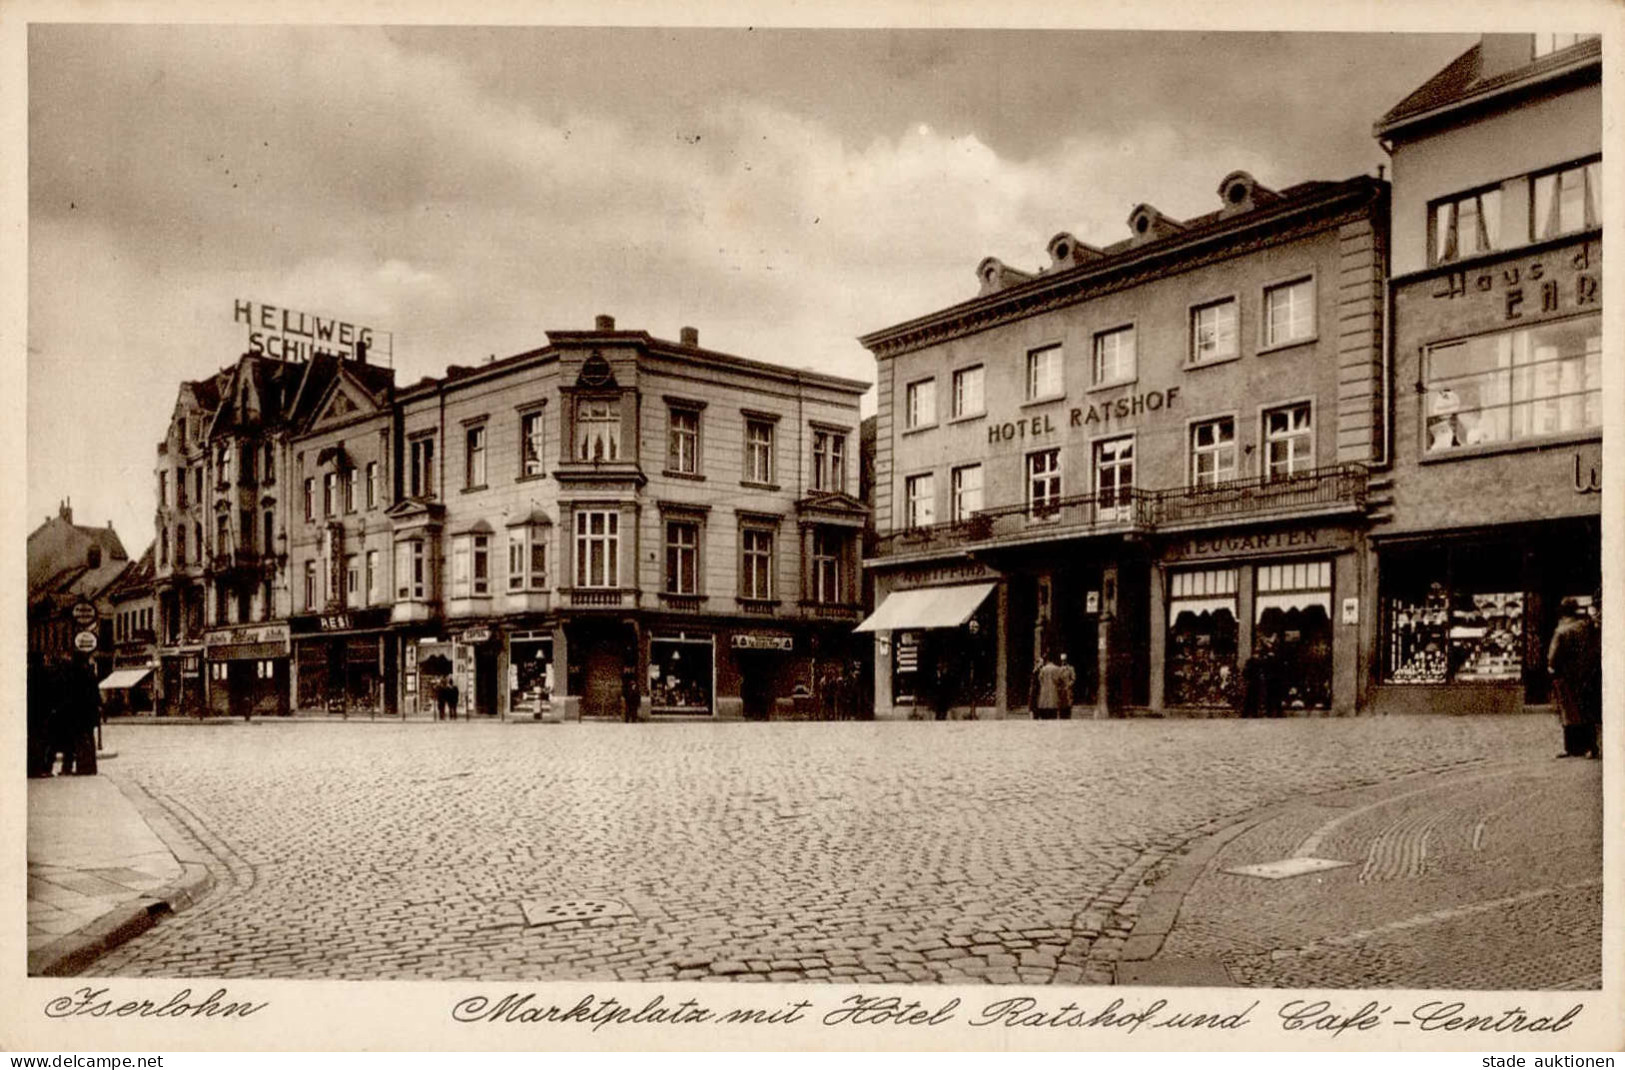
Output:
[1383,545,1528,685]
[1254,559,1333,710]
[508,637,553,715]
[650,637,713,714]
[1165,568,1240,707]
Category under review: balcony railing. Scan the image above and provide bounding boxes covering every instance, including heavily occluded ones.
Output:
[874,464,1367,557]
[210,548,262,572]
[565,587,636,608]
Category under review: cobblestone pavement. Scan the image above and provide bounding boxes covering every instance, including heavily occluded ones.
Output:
[77,716,1594,985]
[1151,756,1603,989]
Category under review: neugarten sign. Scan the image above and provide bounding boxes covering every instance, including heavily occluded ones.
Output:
[235,299,377,362]
[988,387,1181,444]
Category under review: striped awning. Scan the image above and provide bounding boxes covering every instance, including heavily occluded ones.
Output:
[854,583,995,633]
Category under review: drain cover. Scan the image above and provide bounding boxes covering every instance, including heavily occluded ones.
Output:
[520,898,635,926]
[1223,857,1354,880]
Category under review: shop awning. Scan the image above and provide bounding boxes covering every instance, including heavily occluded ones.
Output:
[854,583,995,633]
[1254,592,1332,618]
[99,668,153,691]
[1168,597,1238,626]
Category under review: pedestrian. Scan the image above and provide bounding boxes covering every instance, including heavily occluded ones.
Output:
[1585,597,1602,759]
[1056,653,1077,720]
[57,654,101,776]
[1547,598,1597,759]
[27,653,57,777]
[1255,636,1284,718]
[1034,653,1062,720]
[446,679,461,720]
[620,666,640,723]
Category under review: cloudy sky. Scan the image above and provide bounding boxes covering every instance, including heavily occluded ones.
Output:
[27,24,1477,553]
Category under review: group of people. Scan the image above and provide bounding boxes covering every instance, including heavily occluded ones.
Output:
[27,652,102,778]
[1029,652,1078,719]
[1547,597,1602,760]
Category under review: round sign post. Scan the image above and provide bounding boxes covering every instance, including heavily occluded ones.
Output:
[73,630,99,653]
[72,602,98,629]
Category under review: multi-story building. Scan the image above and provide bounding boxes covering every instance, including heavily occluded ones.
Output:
[384,316,870,720]
[103,542,158,713]
[153,375,222,715]
[27,500,130,680]
[1372,33,1602,712]
[859,170,1388,718]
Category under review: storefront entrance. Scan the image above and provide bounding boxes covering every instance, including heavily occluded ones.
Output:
[650,635,714,715]
[508,632,554,718]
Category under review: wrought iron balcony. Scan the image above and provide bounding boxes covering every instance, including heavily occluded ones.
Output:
[209,548,263,572]
[872,464,1369,558]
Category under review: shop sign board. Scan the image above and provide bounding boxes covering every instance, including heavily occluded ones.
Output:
[461,627,493,644]
[1342,597,1359,625]
[234,299,378,363]
[1427,240,1599,323]
[1085,591,1100,614]
[72,602,98,628]
[205,623,291,653]
[1163,526,1353,563]
[74,630,98,653]
[888,560,1000,590]
[986,387,1182,444]
[731,633,793,652]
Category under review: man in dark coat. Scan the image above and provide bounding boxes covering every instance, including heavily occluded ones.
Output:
[1033,654,1062,720]
[621,666,640,723]
[27,654,57,777]
[57,655,101,776]
[1548,598,1597,759]
[1056,653,1077,720]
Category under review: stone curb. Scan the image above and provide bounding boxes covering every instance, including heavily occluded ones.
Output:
[28,862,216,978]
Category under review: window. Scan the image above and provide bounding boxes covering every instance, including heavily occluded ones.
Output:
[304,560,317,610]
[160,528,169,566]
[1092,328,1135,386]
[574,510,620,588]
[262,443,275,485]
[811,529,844,604]
[240,509,254,551]
[1028,449,1062,515]
[159,471,168,508]
[1533,33,1598,57]
[1095,437,1134,518]
[263,511,274,556]
[812,430,847,493]
[345,468,358,513]
[520,411,545,477]
[450,535,489,598]
[194,467,203,503]
[366,549,380,605]
[1191,299,1238,363]
[409,436,435,498]
[741,528,774,600]
[216,442,230,486]
[665,521,699,595]
[952,365,985,418]
[1431,187,1502,264]
[576,399,620,461]
[668,409,700,474]
[745,419,775,484]
[365,462,378,509]
[397,540,426,600]
[905,379,936,429]
[1424,316,1601,453]
[323,472,337,517]
[176,525,187,566]
[1532,158,1601,241]
[215,514,229,557]
[303,478,315,521]
[472,534,490,596]
[507,527,548,592]
[1190,417,1237,487]
[951,464,983,522]
[465,424,487,488]
[1028,345,1064,399]
[1264,403,1314,479]
[1263,278,1315,347]
[904,473,935,529]
[240,443,255,486]
[195,522,203,564]
[346,555,359,599]
[176,468,188,509]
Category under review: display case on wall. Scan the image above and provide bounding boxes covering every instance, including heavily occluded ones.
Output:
[1385,582,1450,683]
[1450,591,1523,682]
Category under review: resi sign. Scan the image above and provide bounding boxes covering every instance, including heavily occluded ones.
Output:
[235,300,376,362]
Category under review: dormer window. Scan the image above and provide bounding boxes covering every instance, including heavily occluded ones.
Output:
[1533,33,1598,58]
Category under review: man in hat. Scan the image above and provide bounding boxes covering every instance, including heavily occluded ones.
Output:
[1548,598,1598,759]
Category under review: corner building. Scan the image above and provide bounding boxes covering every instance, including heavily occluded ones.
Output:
[385,317,870,721]
[1372,34,1602,712]
[860,171,1388,718]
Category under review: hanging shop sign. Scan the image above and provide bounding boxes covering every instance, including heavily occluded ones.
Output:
[731,633,793,652]
[234,299,379,363]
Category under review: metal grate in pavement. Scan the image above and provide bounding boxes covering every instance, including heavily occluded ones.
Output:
[1223,857,1354,880]
[519,898,635,927]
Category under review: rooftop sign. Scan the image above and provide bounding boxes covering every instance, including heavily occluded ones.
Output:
[234,299,380,363]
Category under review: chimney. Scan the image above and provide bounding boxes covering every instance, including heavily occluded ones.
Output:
[58,499,72,524]
[355,339,369,365]
[680,326,699,347]
[1479,34,1534,81]
[595,314,616,331]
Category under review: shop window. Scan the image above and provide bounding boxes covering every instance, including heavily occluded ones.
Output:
[905,473,935,529]
[811,529,844,604]
[465,424,487,488]
[409,436,436,498]
[1191,299,1237,364]
[667,407,700,475]
[951,464,983,521]
[1263,403,1313,479]
[1028,448,1062,518]
[905,378,936,429]
[509,634,554,715]
[1255,560,1333,710]
[1028,344,1064,399]
[574,510,619,588]
[520,410,545,478]
[665,521,699,595]
[1431,186,1502,264]
[1092,328,1135,387]
[1165,568,1240,708]
[1382,545,1530,685]
[1094,437,1133,519]
[812,429,847,493]
[740,527,775,600]
[744,418,776,484]
[1425,316,1601,454]
[1263,278,1315,347]
[1190,417,1237,487]
[651,636,713,714]
[952,365,985,418]
[1532,158,1601,241]
[576,399,620,461]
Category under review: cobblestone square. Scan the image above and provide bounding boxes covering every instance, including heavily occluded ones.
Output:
[79,716,1601,988]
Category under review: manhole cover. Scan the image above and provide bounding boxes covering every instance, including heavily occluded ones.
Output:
[520,898,635,926]
[1223,857,1354,880]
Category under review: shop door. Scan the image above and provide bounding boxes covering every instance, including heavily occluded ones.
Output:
[474,647,498,717]
[161,659,181,717]
[226,661,254,718]
[582,644,625,717]
[739,654,775,720]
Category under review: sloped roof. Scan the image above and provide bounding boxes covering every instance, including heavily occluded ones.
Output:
[1376,36,1601,136]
